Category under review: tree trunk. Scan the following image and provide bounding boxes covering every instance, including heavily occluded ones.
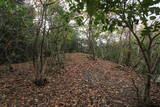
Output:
[143,75,151,106]
[126,31,132,66]
[32,6,48,86]
[88,16,96,60]
[118,31,123,64]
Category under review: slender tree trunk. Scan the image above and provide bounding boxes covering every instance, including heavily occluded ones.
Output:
[143,75,151,106]
[88,16,96,60]
[126,31,132,66]
[119,31,123,64]
[32,5,48,86]
[40,7,47,76]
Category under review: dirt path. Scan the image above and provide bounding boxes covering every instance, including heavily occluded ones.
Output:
[0,53,159,106]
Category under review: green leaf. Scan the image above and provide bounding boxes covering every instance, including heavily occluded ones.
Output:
[86,0,100,16]
[141,27,152,36]
[149,7,160,15]
[74,16,84,26]
[150,16,156,20]
[0,0,5,6]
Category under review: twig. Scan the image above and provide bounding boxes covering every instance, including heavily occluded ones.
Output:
[131,78,141,104]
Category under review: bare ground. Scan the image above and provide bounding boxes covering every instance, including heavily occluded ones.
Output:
[0,53,160,107]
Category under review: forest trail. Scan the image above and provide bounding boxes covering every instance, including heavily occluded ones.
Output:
[0,53,159,106]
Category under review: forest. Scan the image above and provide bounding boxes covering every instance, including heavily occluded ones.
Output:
[0,0,160,106]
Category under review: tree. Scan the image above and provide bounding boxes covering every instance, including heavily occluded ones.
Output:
[66,0,101,59]
[99,0,160,105]
[67,0,160,105]
[32,0,53,86]
[32,0,75,86]
[0,0,35,65]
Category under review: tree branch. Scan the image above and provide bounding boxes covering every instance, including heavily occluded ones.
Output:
[152,55,160,73]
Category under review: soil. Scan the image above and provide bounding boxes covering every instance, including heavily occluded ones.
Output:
[0,53,160,107]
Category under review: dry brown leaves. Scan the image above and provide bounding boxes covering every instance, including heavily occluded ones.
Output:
[0,53,160,106]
